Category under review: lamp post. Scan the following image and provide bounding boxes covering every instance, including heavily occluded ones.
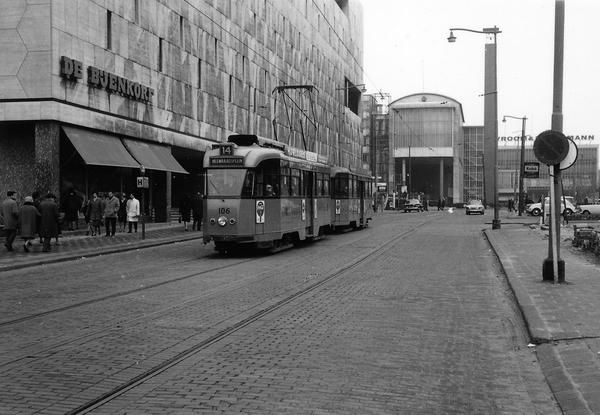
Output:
[335,83,366,166]
[448,26,501,229]
[502,115,527,216]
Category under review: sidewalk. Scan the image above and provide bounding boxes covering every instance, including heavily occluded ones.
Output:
[0,222,203,273]
[486,213,600,415]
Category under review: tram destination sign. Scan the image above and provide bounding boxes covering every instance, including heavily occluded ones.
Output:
[210,156,244,166]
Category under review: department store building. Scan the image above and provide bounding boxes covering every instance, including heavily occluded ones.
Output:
[0,0,365,221]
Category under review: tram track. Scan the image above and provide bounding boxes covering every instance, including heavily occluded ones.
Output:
[65,215,440,414]
[1,214,443,414]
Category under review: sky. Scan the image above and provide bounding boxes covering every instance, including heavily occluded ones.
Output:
[361,0,600,149]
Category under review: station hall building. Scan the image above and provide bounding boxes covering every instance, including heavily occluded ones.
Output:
[362,93,598,206]
[0,0,365,222]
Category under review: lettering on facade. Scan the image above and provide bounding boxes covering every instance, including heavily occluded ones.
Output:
[498,135,594,142]
[60,56,154,104]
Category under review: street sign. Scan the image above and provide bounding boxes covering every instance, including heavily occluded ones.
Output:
[523,162,540,178]
[559,137,578,170]
[136,176,149,188]
[533,130,569,165]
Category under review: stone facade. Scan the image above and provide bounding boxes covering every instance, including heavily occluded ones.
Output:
[0,0,365,216]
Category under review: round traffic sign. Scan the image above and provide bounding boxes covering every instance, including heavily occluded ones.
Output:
[533,130,569,165]
[559,137,578,170]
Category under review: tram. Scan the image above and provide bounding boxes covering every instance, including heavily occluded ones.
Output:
[202,134,372,253]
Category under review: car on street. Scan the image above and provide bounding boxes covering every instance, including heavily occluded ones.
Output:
[464,199,485,215]
[526,197,578,216]
[404,199,423,212]
[578,200,600,215]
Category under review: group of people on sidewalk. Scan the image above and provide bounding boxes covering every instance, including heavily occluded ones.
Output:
[81,191,140,237]
[1,190,62,253]
[1,190,142,254]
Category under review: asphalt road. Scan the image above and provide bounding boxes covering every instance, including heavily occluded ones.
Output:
[0,210,561,414]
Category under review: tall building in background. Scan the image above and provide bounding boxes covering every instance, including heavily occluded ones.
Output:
[0,0,364,221]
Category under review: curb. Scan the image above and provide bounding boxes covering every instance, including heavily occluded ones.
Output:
[484,228,594,415]
[0,233,203,273]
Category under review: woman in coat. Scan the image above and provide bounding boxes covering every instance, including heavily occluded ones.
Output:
[86,192,103,236]
[126,193,140,233]
[18,196,41,252]
[39,193,60,252]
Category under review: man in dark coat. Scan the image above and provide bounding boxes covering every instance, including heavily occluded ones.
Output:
[39,193,60,252]
[1,190,19,251]
[192,192,203,231]
[64,190,82,231]
[18,196,40,252]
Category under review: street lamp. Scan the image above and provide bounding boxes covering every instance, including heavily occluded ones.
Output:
[448,26,501,229]
[502,115,527,216]
[335,83,366,166]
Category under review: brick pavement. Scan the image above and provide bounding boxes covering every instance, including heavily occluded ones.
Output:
[3,212,600,413]
[0,223,203,273]
[486,217,600,415]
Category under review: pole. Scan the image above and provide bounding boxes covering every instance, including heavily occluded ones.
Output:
[518,117,526,216]
[542,0,565,282]
[491,30,500,229]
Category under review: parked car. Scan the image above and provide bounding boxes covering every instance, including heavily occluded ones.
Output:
[464,199,485,215]
[404,199,423,212]
[578,201,600,215]
[526,197,578,216]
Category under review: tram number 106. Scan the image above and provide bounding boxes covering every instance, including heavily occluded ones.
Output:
[218,208,231,214]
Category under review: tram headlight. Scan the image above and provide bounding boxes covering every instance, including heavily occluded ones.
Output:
[217,216,227,227]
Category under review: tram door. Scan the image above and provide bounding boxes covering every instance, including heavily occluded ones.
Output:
[304,171,314,232]
[358,179,365,224]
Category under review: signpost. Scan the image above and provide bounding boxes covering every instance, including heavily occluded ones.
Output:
[137,166,148,240]
[534,129,570,284]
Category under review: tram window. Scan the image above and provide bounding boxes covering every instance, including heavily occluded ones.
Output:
[291,169,301,196]
[323,175,330,196]
[206,169,248,197]
[303,171,311,196]
[280,175,290,196]
[316,174,322,196]
[242,170,254,196]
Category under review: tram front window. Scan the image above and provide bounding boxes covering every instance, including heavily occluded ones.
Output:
[206,169,249,197]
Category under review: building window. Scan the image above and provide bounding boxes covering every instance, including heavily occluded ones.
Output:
[198,59,202,89]
[107,11,112,50]
[159,38,164,72]
[134,0,140,24]
[180,15,184,47]
[229,75,233,102]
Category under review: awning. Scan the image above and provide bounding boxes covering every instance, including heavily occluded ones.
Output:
[122,138,188,174]
[62,126,141,169]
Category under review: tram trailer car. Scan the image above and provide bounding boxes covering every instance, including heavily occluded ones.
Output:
[330,166,372,231]
[203,135,372,253]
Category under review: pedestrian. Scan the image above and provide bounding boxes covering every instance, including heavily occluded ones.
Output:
[18,196,40,252]
[31,191,43,243]
[81,196,91,235]
[103,191,119,237]
[179,193,191,231]
[422,198,429,211]
[64,189,82,231]
[39,193,59,252]
[1,190,19,252]
[117,193,127,232]
[86,192,103,236]
[126,193,140,233]
[437,197,443,211]
[192,192,203,231]
[441,197,446,210]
